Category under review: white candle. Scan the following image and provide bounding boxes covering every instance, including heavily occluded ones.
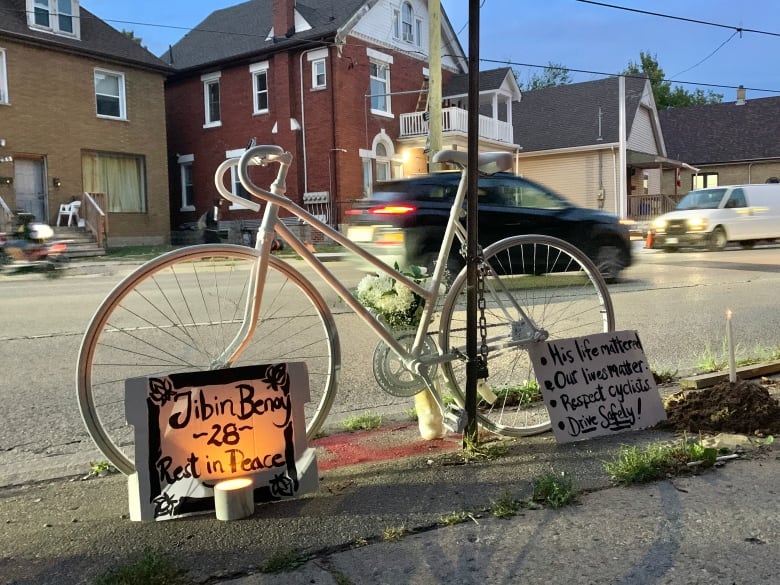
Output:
[726,309,736,383]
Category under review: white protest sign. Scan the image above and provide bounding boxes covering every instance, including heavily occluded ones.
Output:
[125,362,317,521]
[529,330,666,443]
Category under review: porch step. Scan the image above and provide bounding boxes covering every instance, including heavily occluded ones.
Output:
[52,226,106,258]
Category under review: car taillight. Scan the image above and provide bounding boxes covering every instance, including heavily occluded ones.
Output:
[344,209,362,216]
[368,204,417,215]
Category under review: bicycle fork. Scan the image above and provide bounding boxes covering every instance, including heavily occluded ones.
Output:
[213,204,281,369]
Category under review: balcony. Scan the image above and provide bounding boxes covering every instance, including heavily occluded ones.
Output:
[399,107,514,145]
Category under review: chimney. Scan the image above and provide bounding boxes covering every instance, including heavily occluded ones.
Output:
[736,85,746,106]
[273,0,295,39]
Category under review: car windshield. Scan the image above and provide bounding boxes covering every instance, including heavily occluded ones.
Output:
[675,188,727,210]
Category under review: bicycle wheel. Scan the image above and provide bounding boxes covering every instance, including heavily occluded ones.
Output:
[439,235,614,437]
[77,244,339,474]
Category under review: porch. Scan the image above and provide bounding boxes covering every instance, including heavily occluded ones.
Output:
[399,107,514,145]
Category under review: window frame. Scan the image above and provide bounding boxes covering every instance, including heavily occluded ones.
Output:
[0,48,8,105]
[94,68,127,120]
[27,0,80,38]
[312,59,326,89]
[201,71,222,127]
[178,154,195,211]
[82,150,147,213]
[367,49,393,117]
[249,61,270,115]
[692,172,719,190]
[401,2,414,43]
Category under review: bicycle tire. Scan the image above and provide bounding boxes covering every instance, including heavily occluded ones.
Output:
[438,235,615,437]
[76,244,340,475]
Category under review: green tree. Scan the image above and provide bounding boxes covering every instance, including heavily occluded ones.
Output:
[517,62,573,91]
[121,29,144,47]
[623,52,722,109]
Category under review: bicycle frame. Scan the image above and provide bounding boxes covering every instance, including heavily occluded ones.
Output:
[214,145,518,409]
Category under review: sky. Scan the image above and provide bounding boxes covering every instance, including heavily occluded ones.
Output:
[81,0,780,100]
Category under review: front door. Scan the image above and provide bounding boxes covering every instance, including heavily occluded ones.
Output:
[14,159,46,222]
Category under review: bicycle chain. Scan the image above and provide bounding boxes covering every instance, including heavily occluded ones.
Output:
[476,252,490,379]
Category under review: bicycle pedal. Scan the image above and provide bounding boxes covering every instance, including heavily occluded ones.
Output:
[443,407,467,433]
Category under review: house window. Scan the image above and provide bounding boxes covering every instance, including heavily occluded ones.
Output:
[225,148,253,209]
[693,173,718,190]
[375,143,390,182]
[178,155,195,211]
[202,72,221,127]
[82,151,147,213]
[312,59,326,89]
[401,2,414,42]
[249,61,269,114]
[28,0,79,37]
[94,69,126,119]
[367,49,393,115]
[0,49,8,104]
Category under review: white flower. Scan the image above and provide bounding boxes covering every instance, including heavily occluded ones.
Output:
[356,269,428,331]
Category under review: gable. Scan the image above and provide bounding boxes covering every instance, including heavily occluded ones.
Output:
[512,76,655,153]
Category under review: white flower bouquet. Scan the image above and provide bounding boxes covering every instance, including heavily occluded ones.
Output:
[355,265,427,331]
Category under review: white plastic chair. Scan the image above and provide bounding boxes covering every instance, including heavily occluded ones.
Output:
[57,201,81,226]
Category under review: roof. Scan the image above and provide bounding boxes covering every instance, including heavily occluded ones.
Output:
[444,67,516,97]
[0,0,171,72]
[512,76,649,152]
[161,0,369,71]
[659,96,780,164]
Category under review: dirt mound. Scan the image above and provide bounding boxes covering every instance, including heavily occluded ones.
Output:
[658,379,780,435]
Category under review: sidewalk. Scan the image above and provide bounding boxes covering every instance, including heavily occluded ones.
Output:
[1,411,777,585]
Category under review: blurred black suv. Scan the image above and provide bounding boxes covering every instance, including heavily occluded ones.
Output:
[345,172,632,281]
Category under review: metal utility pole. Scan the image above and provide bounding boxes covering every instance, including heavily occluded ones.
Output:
[464,0,480,445]
[428,0,443,170]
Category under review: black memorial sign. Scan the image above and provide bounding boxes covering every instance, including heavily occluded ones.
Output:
[126,362,317,521]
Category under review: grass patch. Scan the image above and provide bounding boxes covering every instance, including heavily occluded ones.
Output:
[696,341,780,374]
[341,413,383,432]
[491,491,522,518]
[485,380,541,408]
[531,470,577,509]
[604,436,723,485]
[440,511,473,526]
[93,549,189,585]
[462,436,510,461]
[651,367,678,383]
[382,526,406,541]
[259,549,308,574]
[103,245,180,260]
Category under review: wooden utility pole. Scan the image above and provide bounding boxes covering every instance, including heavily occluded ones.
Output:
[428,0,442,170]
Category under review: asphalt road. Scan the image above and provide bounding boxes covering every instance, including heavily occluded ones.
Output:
[2,241,780,486]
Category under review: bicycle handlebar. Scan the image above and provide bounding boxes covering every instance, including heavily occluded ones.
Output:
[214,144,293,211]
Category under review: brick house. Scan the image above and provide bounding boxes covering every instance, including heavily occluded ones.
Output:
[0,0,172,246]
[163,0,481,234]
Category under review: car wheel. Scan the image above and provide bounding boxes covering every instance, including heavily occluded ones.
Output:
[594,244,624,282]
[708,227,728,251]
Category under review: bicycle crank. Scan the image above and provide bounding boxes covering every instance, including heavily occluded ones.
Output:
[372,331,438,397]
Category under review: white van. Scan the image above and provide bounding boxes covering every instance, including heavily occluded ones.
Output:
[652,184,780,251]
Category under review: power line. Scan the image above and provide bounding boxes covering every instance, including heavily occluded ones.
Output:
[670,30,740,79]
[577,0,780,38]
[479,57,780,95]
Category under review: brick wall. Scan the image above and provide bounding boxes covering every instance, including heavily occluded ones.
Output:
[0,39,170,245]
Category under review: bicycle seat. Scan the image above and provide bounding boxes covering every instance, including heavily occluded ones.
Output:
[432,150,512,174]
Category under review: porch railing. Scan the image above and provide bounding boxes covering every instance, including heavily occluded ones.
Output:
[627,193,682,221]
[400,107,514,144]
[0,196,12,232]
[83,192,108,249]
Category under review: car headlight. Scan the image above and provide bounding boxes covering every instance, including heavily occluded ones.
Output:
[652,218,667,233]
[687,217,708,231]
